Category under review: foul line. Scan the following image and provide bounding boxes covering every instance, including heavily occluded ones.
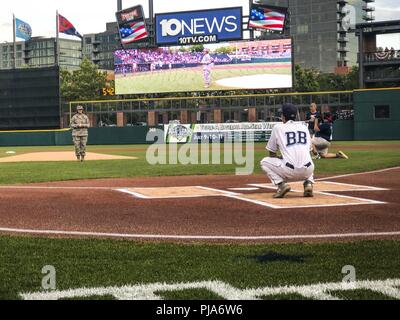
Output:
[0,166,398,191]
[0,227,399,241]
[317,166,400,181]
[0,186,114,190]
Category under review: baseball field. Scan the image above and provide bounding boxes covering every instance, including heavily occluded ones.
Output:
[0,141,400,300]
[115,62,292,94]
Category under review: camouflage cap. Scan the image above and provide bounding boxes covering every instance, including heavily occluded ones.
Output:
[77,105,84,110]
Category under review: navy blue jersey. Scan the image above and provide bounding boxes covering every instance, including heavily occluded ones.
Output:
[306,111,320,131]
[315,122,332,141]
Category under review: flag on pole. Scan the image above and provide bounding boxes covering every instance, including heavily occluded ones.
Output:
[248,5,288,33]
[15,18,32,41]
[58,14,82,39]
[116,5,148,46]
[119,20,148,44]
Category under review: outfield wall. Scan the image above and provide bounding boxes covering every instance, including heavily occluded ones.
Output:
[0,88,399,146]
[0,127,161,147]
[353,88,400,140]
[0,122,353,147]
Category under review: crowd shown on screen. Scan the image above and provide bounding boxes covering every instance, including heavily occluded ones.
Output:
[114,46,291,75]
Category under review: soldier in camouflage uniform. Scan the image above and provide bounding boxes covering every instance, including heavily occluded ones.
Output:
[70,105,90,162]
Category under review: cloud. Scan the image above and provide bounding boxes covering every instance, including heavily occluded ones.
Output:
[374,0,400,21]
[375,8,400,22]
[0,23,13,43]
[375,0,400,8]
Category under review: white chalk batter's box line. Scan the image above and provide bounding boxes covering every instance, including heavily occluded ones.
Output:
[248,181,389,192]
[224,193,386,210]
[115,185,387,209]
[115,186,238,199]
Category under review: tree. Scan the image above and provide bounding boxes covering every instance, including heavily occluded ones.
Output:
[61,58,107,102]
[189,44,204,52]
[318,72,347,91]
[344,66,359,90]
[294,64,320,92]
[214,46,235,54]
[293,65,359,92]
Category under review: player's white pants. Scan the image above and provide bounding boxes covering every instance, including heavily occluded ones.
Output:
[260,157,315,186]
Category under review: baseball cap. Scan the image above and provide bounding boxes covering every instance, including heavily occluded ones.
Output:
[281,103,297,121]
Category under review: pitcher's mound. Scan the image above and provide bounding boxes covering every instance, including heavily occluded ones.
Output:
[0,152,137,163]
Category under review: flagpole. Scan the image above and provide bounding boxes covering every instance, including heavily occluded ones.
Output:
[56,10,60,66]
[13,14,17,69]
[55,10,62,129]
[249,0,254,41]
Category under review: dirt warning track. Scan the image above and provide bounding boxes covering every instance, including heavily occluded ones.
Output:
[0,168,399,243]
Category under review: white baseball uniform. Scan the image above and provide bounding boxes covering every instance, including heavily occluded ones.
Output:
[260,120,315,185]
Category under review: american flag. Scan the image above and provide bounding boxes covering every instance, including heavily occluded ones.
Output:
[249,6,287,32]
[120,20,148,44]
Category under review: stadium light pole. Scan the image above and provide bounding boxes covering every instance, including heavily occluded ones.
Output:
[117,0,122,11]
[149,0,155,46]
[249,0,254,40]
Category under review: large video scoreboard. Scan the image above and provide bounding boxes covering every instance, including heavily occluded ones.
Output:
[0,67,60,130]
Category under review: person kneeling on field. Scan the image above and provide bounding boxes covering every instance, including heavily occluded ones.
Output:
[260,103,315,199]
[311,112,348,160]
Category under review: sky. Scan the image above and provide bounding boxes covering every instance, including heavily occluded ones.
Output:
[0,0,399,47]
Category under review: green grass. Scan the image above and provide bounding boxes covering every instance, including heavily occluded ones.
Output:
[0,141,398,184]
[0,141,399,300]
[328,289,397,300]
[116,62,291,94]
[0,236,399,300]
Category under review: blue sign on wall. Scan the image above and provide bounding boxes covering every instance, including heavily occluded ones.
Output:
[155,7,243,46]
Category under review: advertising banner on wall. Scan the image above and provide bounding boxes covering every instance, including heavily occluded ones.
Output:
[164,122,280,143]
[155,7,243,46]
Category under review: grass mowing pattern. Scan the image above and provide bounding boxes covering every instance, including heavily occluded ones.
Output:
[0,141,398,184]
[116,62,291,94]
[0,141,399,300]
[1,236,399,300]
